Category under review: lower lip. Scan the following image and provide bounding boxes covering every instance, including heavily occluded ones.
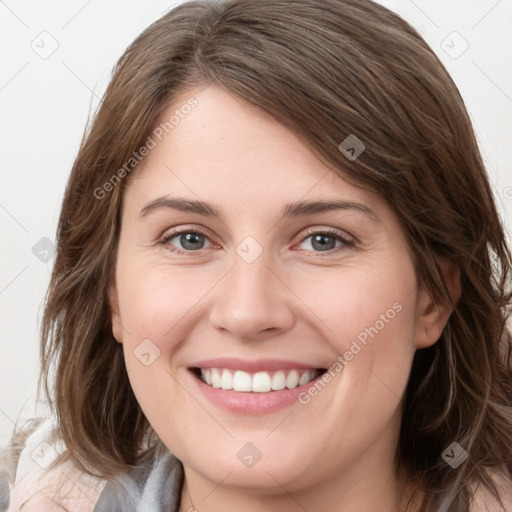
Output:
[188,369,325,414]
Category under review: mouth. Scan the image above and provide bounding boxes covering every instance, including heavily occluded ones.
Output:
[190,367,327,393]
[187,357,331,414]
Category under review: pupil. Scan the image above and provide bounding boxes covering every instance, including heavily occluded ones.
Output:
[181,233,203,250]
[313,234,335,251]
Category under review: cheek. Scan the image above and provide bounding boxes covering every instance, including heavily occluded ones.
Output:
[296,261,418,406]
[116,260,211,343]
[114,264,198,415]
[299,264,417,354]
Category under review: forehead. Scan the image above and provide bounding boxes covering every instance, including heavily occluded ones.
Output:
[123,84,388,223]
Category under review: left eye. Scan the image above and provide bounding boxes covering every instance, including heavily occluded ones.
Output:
[297,232,346,252]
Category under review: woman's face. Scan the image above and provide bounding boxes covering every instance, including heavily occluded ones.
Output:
[110,85,446,499]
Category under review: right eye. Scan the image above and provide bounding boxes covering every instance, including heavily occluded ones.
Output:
[159,228,214,255]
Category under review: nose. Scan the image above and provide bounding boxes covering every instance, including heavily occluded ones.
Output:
[208,249,295,342]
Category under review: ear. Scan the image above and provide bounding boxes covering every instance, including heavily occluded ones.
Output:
[109,280,124,344]
[415,259,461,349]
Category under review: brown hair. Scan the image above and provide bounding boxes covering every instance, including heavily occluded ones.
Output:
[17,0,512,509]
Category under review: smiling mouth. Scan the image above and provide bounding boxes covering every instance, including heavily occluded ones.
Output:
[191,367,327,393]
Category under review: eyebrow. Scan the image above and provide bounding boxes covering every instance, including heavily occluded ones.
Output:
[139,196,380,222]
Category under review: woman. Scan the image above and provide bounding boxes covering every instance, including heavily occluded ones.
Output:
[4,0,512,510]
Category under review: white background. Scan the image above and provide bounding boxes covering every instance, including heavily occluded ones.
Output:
[1,0,511,445]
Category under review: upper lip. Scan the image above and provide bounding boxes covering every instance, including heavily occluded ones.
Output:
[190,357,325,372]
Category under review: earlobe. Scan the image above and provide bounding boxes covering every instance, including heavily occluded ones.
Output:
[109,281,123,344]
[415,259,461,349]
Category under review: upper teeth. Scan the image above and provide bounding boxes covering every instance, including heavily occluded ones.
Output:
[200,368,319,392]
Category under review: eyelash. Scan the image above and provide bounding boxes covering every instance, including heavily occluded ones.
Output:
[158,227,356,257]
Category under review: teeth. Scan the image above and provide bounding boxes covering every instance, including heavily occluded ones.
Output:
[271,371,286,391]
[252,372,271,392]
[299,371,312,386]
[286,370,299,389]
[211,368,221,388]
[233,370,252,391]
[221,369,233,390]
[199,368,319,392]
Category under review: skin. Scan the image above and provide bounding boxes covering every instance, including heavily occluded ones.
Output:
[110,84,458,512]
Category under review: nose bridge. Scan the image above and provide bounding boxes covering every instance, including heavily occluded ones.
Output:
[209,238,294,339]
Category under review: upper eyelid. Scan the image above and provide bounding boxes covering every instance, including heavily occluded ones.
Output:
[159,225,218,244]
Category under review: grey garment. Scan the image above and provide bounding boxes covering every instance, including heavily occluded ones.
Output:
[93,448,184,512]
[0,469,9,512]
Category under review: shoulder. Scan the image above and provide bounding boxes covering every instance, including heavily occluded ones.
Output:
[8,459,106,512]
[470,468,512,512]
[4,416,107,512]
[4,416,184,512]
[93,443,184,512]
